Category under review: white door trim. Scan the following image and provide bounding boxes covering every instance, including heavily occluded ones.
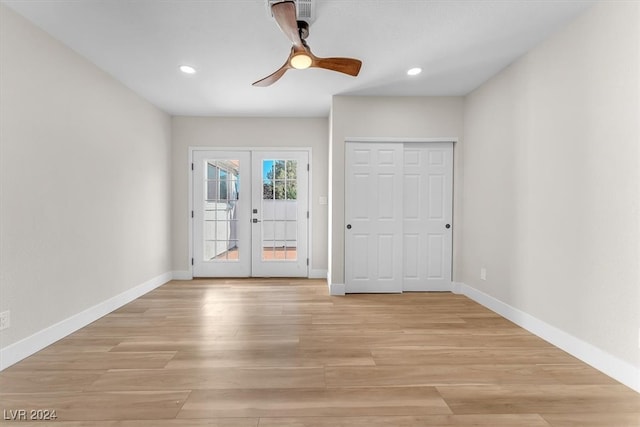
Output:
[189,147,312,278]
[345,137,458,144]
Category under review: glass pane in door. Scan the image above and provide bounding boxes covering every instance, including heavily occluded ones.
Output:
[261,159,298,261]
[204,159,240,261]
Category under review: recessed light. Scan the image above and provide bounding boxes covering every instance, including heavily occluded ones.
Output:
[179,65,196,75]
[407,67,422,76]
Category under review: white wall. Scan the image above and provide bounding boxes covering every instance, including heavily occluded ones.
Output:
[171,116,329,277]
[462,0,639,372]
[0,6,172,362]
[329,96,465,286]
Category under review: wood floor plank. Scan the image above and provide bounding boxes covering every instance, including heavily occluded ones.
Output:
[256,414,552,426]
[203,303,287,315]
[71,324,238,338]
[542,412,640,426]
[0,419,259,427]
[164,348,375,369]
[183,314,313,325]
[538,363,620,385]
[309,313,467,325]
[325,364,563,388]
[0,369,104,393]
[436,384,640,414]
[34,337,122,354]
[371,347,579,366]
[86,367,326,391]
[6,351,176,371]
[178,387,451,418]
[297,332,551,349]
[0,391,190,421]
[233,323,410,337]
[109,338,300,352]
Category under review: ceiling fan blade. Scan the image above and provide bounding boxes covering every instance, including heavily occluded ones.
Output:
[252,55,293,87]
[312,56,362,76]
[252,65,290,87]
[272,1,303,47]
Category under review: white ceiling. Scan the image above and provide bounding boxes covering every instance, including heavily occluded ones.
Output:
[2,0,594,117]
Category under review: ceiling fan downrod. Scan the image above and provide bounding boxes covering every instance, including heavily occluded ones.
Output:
[297,20,309,40]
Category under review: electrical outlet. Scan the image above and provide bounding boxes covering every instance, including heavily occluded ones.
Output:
[0,311,9,330]
[480,267,487,281]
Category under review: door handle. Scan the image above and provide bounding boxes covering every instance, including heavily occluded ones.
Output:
[445,224,451,229]
[346,224,352,229]
[252,218,261,223]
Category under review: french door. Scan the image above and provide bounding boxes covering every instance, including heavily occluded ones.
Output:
[192,149,308,277]
[251,151,308,277]
[345,141,453,293]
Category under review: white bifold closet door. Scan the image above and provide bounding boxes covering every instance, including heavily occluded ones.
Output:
[345,141,453,293]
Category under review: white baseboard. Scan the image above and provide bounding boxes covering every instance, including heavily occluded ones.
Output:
[0,272,172,371]
[172,271,329,281]
[309,269,328,279]
[172,270,193,280]
[457,282,640,393]
[328,282,345,296]
[404,282,453,292]
[451,281,465,294]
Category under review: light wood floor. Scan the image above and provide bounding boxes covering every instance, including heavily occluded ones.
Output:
[1,278,638,426]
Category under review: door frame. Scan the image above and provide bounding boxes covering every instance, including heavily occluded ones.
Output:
[343,137,457,293]
[188,147,313,278]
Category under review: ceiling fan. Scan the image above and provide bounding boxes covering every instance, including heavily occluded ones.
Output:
[253,0,362,87]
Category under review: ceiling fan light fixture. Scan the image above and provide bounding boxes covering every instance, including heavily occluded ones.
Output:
[290,53,312,69]
[407,67,422,76]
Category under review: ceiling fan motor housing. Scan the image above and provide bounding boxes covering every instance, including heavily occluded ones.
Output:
[266,0,315,23]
